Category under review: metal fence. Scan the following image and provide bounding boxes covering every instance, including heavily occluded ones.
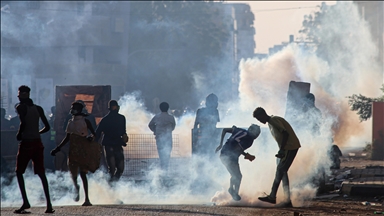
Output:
[122,134,179,178]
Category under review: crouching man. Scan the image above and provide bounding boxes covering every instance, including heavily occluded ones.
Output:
[215,124,261,201]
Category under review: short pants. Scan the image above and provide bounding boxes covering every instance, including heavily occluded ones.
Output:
[16,139,45,174]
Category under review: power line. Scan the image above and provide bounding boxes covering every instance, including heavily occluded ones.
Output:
[253,6,318,13]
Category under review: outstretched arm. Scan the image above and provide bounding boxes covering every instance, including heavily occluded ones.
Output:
[51,133,70,156]
[215,127,233,153]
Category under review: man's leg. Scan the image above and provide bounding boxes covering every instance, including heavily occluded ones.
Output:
[259,149,298,204]
[105,147,116,180]
[226,161,242,195]
[114,148,125,181]
[281,172,290,201]
[32,145,54,213]
[37,173,54,213]
[162,145,172,172]
[16,172,31,210]
[156,137,172,172]
[220,155,242,201]
[69,163,80,202]
[15,146,31,213]
[156,144,166,171]
[80,171,92,206]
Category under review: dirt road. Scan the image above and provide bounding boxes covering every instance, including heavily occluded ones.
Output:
[2,152,383,215]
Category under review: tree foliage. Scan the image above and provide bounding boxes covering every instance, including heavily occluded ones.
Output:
[347,85,384,121]
[298,2,348,62]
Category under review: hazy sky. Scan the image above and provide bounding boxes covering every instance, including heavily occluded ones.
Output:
[230,1,337,54]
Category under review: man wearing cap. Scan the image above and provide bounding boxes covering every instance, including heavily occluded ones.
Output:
[215,124,261,201]
[14,85,54,214]
[95,100,128,182]
[253,107,301,207]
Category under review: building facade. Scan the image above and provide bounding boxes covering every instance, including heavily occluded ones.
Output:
[1,1,131,116]
[223,3,256,100]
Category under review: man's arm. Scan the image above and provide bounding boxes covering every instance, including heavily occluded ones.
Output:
[171,116,176,131]
[148,116,156,133]
[63,114,71,132]
[37,106,50,134]
[215,127,232,153]
[85,118,96,136]
[122,116,127,135]
[88,115,97,131]
[193,109,200,129]
[121,116,128,146]
[51,133,70,156]
[16,104,27,141]
[275,130,289,158]
[94,119,104,141]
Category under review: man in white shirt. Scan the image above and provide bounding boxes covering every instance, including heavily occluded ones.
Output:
[148,102,176,173]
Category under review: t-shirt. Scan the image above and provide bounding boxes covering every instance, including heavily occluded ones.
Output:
[95,110,126,146]
[221,127,255,158]
[148,112,176,138]
[267,116,301,150]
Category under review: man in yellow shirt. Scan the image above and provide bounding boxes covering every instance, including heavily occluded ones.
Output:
[253,107,301,207]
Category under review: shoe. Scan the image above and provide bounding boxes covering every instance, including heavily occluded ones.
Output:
[228,188,241,201]
[258,194,276,204]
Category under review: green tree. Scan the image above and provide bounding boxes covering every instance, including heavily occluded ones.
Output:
[347,85,384,121]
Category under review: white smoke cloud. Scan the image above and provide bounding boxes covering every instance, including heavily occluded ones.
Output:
[213,1,382,206]
[1,1,382,209]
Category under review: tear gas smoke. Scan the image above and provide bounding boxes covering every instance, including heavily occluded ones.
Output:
[214,1,382,206]
[1,1,381,209]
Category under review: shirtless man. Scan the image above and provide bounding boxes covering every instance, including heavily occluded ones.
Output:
[14,85,54,214]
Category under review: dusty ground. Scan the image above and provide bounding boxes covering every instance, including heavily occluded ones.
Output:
[1,198,383,216]
[1,150,384,216]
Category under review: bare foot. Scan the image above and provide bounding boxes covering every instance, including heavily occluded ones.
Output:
[14,202,31,214]
[74,185,80,202]
[82,201,92,206]
[45,208,55,213]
